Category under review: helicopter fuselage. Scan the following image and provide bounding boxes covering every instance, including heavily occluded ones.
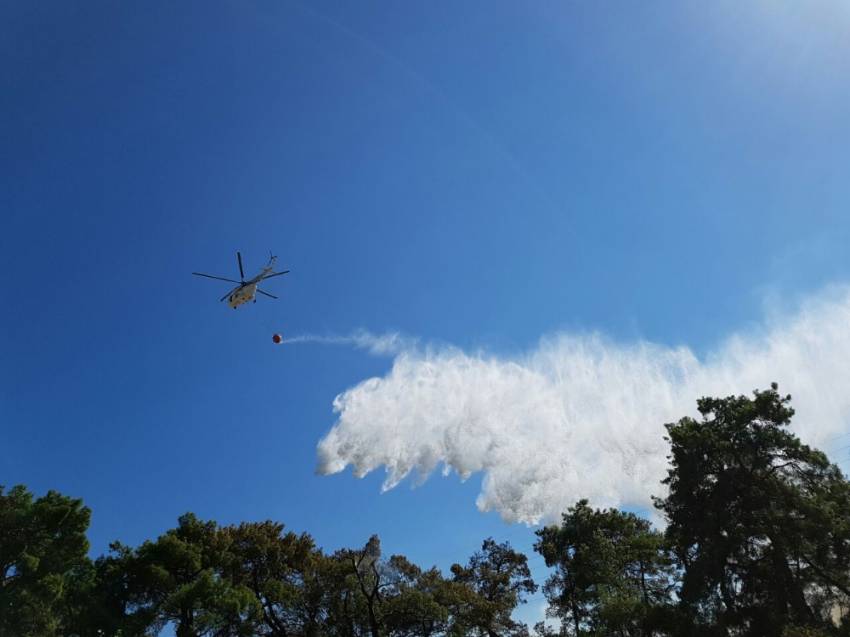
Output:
[227,264,277,308]
[228,283,257,308]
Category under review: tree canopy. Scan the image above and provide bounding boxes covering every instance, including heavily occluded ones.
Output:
[657,384,850,637]
[2,384,849,636]
[0,485,91,636]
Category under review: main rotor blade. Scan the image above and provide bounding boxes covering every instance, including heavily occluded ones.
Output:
[220,286,240,302]
[257,288,278,299]
[193,272,242,284]
[260,270,290,280]
[237,251,245,281]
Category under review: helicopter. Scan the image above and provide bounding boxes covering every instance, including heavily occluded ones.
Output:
[193,251,289,309]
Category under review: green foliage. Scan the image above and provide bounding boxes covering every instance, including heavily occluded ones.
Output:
[534,500,674,636]
[220,520,326,636]
[656,384,850,637]
[783,628,834,637]
[0,484,91,637]
[127,513,261,637]
[63,541,154,637]
[381,556,451,636]
[450,538,537,636]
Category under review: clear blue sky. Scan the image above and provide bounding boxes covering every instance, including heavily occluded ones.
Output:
[3,0,850,623]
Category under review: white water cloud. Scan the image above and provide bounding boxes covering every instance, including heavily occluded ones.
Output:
[284,330,414,356]
[316,288,850,525]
